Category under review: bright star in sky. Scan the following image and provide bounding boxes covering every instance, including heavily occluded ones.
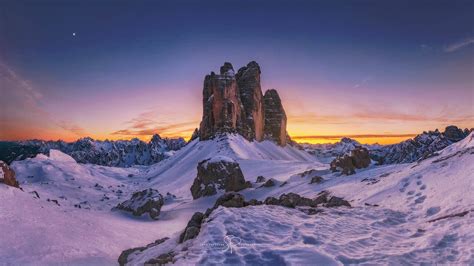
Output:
[72,32,76,36]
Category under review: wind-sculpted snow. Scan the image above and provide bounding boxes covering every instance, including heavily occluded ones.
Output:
[169,204,473,265]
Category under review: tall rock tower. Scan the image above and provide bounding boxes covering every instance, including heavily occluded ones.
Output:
[236,61,265,141]
[199,62,288,146]
[263,89,287,146]
[199,62,244,140]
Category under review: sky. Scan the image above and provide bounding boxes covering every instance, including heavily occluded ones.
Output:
[0,0,473,144]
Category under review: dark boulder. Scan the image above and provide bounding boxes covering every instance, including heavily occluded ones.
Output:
[326,196,351,208]
[145,252,175,265]
[256,175,266,183]
[310,176,324,184]
[330,147,371,175]
[190,157,250,199]
[213,192,246,209]
[118,238,169,266]
[115,189,164,219]
[179,212,204,243]
[260,178,275,188]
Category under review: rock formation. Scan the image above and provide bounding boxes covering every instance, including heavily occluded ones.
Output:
[263,89,288,146]
[198,62,288,146]
[236,61,265,141]
[199,63,244,140]
[330,147,371,175]
[115,189,164,219]
[190,156,251,199]
[0,161,20,188]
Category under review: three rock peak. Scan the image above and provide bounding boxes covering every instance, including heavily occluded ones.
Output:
[198,61,288,146]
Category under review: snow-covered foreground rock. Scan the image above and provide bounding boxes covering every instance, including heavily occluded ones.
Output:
[1,133,473,265]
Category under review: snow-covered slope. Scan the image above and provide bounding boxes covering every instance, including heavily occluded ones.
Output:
[128,133,474,265]
[143,134,318,197]
[2,133,473,265]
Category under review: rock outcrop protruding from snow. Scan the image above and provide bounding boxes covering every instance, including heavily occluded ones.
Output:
[190,157,251,199]
[263,89,287,146]
[198,62,288,146]
[179,212,205,243]
[115,189,164,219]
[0,161,20,188]
[330,147,371,175]
[372,126,472,164]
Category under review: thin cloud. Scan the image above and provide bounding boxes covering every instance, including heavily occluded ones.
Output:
[56,121,87,136]
[444,37,474,52]
[0,60,88,138]
[111,120,198,137]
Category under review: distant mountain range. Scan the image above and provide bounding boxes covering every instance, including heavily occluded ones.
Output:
[300,125,472,165]
[0,134,186,167]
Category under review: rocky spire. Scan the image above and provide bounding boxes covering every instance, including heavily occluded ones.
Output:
[236,61,265,141]
[199,63,244,140]
[263,89,287,146]
[198,62,288,146]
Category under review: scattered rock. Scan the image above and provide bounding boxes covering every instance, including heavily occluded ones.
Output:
[279,181,288,187]
[278,193,315,208]
[256,175,266,183]
[428,210,471,223]
[309,176,324,184]
[118,237,169,266]
[0,160,20,188]
[145,252,175,265]
[213,192,246,209]
[313,191,330,205]
[115,189,164,219]
[260,178,275,188]
[330,147,370,175]
[326,196,351,208]
[179,212,204,243]
[190,157,250,199]
[264,196,280,205]
[47,199,60,206]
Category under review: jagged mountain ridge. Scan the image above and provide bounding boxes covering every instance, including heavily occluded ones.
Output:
[299,126,472,165]
[0,134,186,167]
[371,126,472,164]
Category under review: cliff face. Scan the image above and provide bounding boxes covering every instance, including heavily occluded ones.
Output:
[236,61,265,141]
[263,89,287,146]
[199,63,244,140]
[199,62,288,146]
